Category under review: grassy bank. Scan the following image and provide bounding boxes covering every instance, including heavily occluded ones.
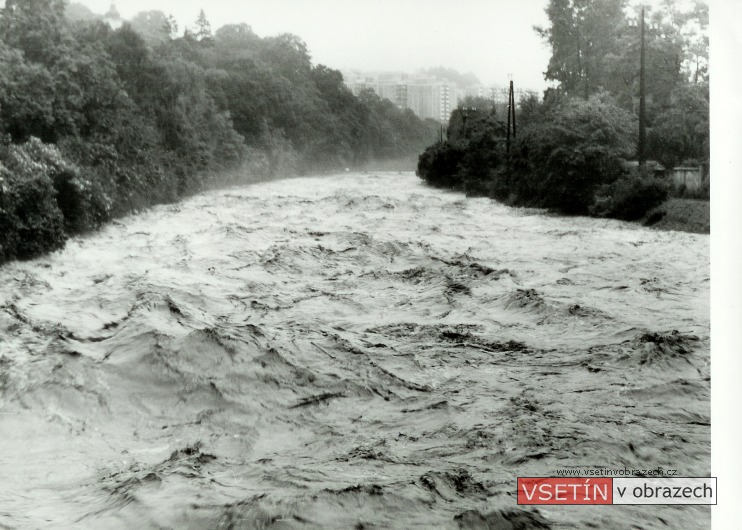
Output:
[642,198,710,234]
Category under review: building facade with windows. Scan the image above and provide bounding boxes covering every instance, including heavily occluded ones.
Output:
[341,70,536,123]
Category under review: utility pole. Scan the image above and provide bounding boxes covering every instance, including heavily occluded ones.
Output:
[505,78,516,188]
[638,6,647,166]
[506,79,516,155]
[510,80,516,140]
[505,81,513,155]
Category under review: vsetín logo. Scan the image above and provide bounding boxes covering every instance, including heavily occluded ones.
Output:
[518,478,613,505]
[518,477,717,506]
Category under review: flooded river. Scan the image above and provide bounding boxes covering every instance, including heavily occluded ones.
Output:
[0,171,710,529]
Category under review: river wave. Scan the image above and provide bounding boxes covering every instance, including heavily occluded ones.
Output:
[0,172,710,528]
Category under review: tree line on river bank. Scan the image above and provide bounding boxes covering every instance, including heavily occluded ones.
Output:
[417,0,709,223]
[0,0,439,263]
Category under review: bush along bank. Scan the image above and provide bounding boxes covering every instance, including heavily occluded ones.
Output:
[417,93,674,223]
[0,137,259,263]
[0,0,439,264]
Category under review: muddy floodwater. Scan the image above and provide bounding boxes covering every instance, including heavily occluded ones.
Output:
[0,172,710,529]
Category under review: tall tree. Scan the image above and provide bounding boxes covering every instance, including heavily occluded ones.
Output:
[535,0,627,99]
[194,9,213,44]
[0,0,69,64]
[64,2,97,23]
[129,10,171,46]
[214,23,258,48]
[648,81,709,167]
[602,2,701,118]
[651,0,708,84]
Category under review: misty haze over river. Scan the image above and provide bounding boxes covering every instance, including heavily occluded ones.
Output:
[0,171,709,529]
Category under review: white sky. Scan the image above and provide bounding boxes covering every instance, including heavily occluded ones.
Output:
[75,0,554,90]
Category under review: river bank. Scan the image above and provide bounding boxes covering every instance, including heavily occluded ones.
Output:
[643,198,711,234]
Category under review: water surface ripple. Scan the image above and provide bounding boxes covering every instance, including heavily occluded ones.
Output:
[0,172,710,528]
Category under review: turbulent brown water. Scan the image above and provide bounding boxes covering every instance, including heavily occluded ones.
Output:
[0,172,710,529]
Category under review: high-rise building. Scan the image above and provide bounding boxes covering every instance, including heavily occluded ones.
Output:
[376,84,397,104]
[340,70,533,123]
[407,84,435,119]
[394,84,408,110]
[489,86,536,105]
[435,84,455,121]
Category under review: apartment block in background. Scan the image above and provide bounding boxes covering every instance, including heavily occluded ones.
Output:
[340,70,536,123]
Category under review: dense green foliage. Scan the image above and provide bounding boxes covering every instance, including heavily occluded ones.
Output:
[590,168,670,220]
[648,82,710,169]
[0,139,67,260]
[417,141,467,190]
[0,0,438,263]
[418,94,665,216]
[507,94,639,214]
[418,0,706,220]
